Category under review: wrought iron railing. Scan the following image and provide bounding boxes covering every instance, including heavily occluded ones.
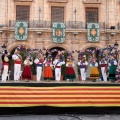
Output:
[8,20,105,29]
[82,0,102,4]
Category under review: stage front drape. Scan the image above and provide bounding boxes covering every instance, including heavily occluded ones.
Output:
[0,86,120,107]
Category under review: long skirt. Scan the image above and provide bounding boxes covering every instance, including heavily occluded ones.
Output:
[22,65,32,80]
[90,67,100,79]
[66,67,76,80]
[44,66,53,79]
[109,65,117,81]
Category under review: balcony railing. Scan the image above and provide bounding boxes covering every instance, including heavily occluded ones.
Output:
[13,0,33,2]
[82,0,102,4]
[9,20,105,30]
[48,0,68,2]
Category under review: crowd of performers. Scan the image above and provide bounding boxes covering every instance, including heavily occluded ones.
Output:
[1,44,120,83]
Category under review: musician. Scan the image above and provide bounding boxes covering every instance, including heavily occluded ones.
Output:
[34,53,44,81]
[53,55,65,82]
[78,55,88,81]
[1,50,12,82]
[12,48,22,82]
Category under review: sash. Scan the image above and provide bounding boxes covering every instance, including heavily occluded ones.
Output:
[55,60,61,68]
[15,54,22,60]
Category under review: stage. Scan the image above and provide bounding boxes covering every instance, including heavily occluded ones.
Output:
[0,80,120,114]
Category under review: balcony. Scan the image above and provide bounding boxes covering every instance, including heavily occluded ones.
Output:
[82,0,102,4]
[47,0,68,2]
[8,20,105,30]
[13,0,33,2]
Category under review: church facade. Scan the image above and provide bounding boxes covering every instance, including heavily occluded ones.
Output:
[0,0,120,56]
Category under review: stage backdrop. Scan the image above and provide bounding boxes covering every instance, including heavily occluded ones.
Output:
[15,21,28,40]
[52,22,65,43]
[87,23,100,42]
[0,86,120,107]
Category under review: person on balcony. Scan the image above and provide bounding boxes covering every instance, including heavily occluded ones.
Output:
[12,48,22,82]
[1,50,12,82]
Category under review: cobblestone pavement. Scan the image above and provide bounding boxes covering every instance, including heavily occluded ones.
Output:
[0,114,120,120]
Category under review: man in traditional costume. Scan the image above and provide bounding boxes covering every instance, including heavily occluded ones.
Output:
[1,50,12,82]
[53,55,65,82]
[34,54,44,81]
[99,57,108,82]
[12,48,22,82]
[78,55,88,81]
[66,56,76,82]
[108,56,117,82]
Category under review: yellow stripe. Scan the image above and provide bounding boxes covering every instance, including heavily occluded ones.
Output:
[0,104,120,107]
[0,95,119,97]
[0,90,120,93]
[0,99,119,102]
[0,86,120,89]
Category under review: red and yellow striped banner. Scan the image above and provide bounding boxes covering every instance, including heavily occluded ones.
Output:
[0,86,120,107]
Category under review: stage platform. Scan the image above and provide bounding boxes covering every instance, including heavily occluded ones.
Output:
[0,80,120,114]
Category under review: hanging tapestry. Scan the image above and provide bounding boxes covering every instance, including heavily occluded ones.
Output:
[52,22,65,43]
[15,21,28,40]
[87,23,100,42]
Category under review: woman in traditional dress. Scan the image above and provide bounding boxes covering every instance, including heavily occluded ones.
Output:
[43,58,53,82]
[22,56,33,82]
[66,57,76,82]
[90,57,100,82]
[108,56,117,82]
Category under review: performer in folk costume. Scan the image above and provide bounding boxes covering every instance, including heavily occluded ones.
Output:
[99,57,108,82]
[116,53,120,83]
[108,55,117,82]
[53,55,65,82]
[43,56,53,81]
[12,48,22,81]
[1,50,12,82]
[66,56,76,82]
[34,53,44,81]
[22,56,33,82]
[90,56,100,82]
[78,55,88,81]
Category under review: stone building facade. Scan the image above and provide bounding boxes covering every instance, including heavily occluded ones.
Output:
[0,0,120,56]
